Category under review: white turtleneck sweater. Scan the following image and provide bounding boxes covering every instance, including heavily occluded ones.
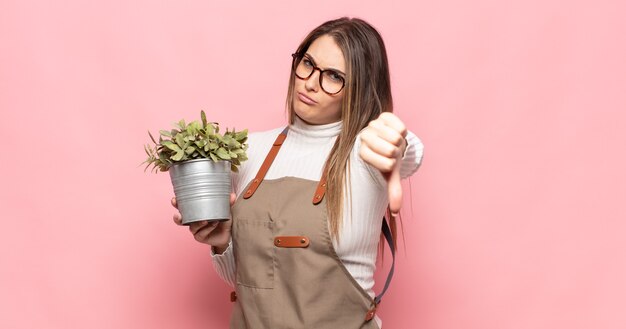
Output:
[212,117,424,304]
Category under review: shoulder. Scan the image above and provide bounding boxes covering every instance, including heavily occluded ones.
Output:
[242,126,289,166]
[232,126,286,193]
[247,127,286,154]
[248,126,286,142]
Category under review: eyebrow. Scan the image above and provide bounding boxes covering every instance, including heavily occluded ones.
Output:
[304,53,346,76]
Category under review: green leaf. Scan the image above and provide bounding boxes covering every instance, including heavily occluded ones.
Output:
[216,147,229,160]
[159,130,172,137]
[162,141,181,152]
[206,123,214,135]
[235,129,248,141]
[144,145,152,156]
[209,153,218,162]
[185,146,195,155]
[223,135,238,147]
[188,121,200,136]
[175,133,185,148]
[171,149,185,161]
[201,110,207,128]
[148,131,157,144]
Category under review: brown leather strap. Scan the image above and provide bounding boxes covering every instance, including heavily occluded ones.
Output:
[243,127,328,204]
[230,291,237,302]
[274,236,310,248]
[243,128,288,199]
[364,305,377,321]
[312,175,327,205]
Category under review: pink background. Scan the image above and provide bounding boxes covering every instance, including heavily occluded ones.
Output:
[1,0,625,328]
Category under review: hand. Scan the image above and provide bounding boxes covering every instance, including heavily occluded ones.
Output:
[171,193,236,253]
[359,112,408,216]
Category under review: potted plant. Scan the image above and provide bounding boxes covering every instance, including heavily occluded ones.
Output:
[143,110,248,225]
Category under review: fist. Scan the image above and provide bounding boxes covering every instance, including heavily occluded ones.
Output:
[359,112,408,215]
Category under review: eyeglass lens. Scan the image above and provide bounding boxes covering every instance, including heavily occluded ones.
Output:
[294,56,345,94]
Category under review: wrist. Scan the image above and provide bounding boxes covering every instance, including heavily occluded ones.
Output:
[211,244,228,255]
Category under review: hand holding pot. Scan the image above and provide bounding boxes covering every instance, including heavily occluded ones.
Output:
[172,194,236,253]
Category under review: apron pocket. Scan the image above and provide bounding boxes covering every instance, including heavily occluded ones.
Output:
[233,218,275,289]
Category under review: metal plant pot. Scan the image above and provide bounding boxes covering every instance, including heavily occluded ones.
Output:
[169,158,231,225]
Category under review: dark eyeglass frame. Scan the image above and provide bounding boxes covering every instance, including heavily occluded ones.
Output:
[291,53,346,95]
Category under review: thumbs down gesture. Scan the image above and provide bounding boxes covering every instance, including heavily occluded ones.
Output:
[359,112,408,216]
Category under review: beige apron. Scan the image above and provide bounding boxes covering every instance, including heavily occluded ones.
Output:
[230,128,391,329]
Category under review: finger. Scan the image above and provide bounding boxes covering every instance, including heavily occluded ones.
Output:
[230,192,236,206]
[173,213,183,226]
[361,128,401,158]
[387,161,402,216]
[359,142,397,173]
[368,120,405,149]
[193,222,219,242]
[188,220,210,235]
[171,197,178,209]
[378,112,407,138]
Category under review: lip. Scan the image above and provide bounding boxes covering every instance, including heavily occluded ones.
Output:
[297,92,317,105]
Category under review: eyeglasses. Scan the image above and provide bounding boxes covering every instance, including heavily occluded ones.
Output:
[291,53,346,95]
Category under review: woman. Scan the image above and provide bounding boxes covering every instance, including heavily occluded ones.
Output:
[172,17,424,328]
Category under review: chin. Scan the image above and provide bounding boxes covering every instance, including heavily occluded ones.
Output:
[295,112,317,125]
[293,105,315,124]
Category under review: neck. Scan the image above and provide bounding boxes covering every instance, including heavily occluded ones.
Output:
[290,115,342,138]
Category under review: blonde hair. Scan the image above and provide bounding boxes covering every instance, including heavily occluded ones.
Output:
[286,17,396,244]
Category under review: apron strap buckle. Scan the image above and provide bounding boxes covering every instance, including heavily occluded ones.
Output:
[364,304,377,321]
[312,178,327,205]
[274,236,310,248]
[244,128,288,199]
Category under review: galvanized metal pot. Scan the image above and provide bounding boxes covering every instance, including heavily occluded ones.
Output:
[169,159,231,225]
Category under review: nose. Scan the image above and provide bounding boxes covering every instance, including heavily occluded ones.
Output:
[304,68,321,92]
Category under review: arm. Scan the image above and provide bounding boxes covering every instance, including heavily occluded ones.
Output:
[357,129,424,186]
[211,241,236,287]
[358,112,424,214]
[171,195,235,287]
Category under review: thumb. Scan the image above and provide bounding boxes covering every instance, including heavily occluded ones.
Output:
[387,161,402,216]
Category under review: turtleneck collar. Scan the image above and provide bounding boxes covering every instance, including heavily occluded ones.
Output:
[289,115,342,138]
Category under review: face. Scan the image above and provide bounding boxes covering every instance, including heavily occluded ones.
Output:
[292,35,346,125]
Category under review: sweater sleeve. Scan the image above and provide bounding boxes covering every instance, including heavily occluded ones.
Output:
[211,241,236,287]
[399,130,424,178]
[209,163,240,288]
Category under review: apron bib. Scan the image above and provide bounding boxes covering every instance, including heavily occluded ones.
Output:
[230,128,383,329]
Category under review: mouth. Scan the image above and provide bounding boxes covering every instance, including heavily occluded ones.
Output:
[297,92,317,105]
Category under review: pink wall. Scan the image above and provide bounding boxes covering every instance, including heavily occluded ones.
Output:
[1,0,625,328]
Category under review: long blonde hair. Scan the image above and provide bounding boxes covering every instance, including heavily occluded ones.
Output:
[286,17,395,244]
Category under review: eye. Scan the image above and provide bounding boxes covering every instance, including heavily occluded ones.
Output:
[302,58,314,68]
[327,71,344,83]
